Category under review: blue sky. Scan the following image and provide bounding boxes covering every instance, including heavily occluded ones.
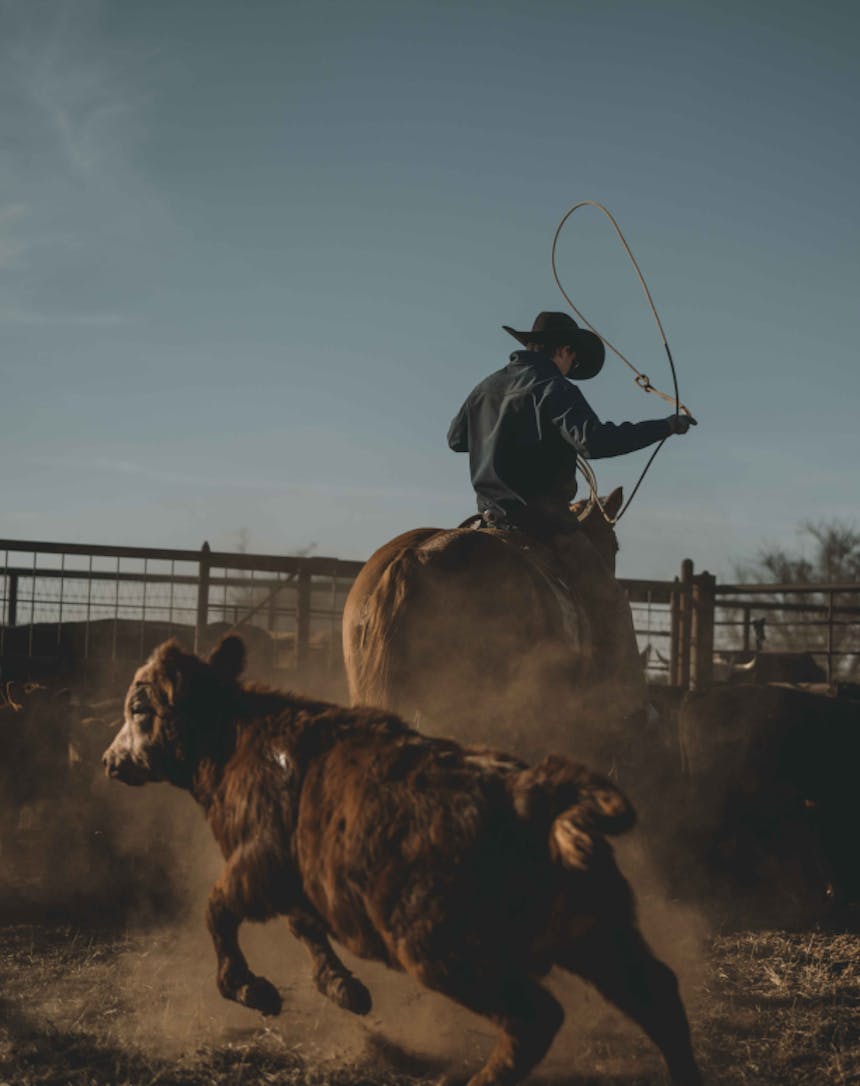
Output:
[2,0,857,580]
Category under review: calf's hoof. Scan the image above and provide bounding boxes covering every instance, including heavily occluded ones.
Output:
[316,967,372,1015]
[237,975,283,1016]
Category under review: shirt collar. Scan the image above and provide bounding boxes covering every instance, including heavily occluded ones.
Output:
[506,349,560,378]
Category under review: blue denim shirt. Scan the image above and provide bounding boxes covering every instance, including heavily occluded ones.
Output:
[447,350,672,517]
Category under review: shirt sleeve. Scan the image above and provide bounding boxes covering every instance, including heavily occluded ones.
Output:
[542,379,673,459]
[447,400,469,452]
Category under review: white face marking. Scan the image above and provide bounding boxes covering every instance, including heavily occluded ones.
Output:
[271,747,294,780]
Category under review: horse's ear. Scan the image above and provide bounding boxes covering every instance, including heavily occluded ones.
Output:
[208,636,246,683]
[604,487,624,519]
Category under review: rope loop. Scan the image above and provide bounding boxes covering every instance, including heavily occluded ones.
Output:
[634,373,654,393]
[552,200,693,520]
[575,454,617,527]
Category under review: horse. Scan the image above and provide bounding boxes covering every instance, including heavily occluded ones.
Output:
[342,489,628,763]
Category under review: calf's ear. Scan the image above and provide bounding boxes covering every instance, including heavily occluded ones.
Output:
[151,639,187,670]
[208,636,246,682]
[148,639,189,706]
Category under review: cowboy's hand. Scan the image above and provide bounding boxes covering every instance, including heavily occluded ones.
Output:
[666,413,697,435]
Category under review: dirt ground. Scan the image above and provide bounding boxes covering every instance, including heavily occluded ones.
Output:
[0,914,857,1085]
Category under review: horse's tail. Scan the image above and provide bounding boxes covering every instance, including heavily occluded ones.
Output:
[350,546,426,710]
[511,754,636,872]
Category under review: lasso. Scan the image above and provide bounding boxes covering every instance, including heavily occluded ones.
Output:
[552,201,696,523]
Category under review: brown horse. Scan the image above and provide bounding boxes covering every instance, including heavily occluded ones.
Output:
[342,489,626,762]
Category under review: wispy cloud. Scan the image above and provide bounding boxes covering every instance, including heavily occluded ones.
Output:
[27,454,460,504]
[5,0,149,181]
[0,2,160,328]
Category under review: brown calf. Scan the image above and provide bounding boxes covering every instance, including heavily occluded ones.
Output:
[103,638,701,1086]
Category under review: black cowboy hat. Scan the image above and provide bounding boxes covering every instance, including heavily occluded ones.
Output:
[503,311,605,379]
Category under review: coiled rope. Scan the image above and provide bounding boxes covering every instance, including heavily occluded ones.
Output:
[552,200,695,523]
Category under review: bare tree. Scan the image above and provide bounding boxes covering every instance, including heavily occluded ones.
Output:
[737,521,860,586]
[734,521,860,676]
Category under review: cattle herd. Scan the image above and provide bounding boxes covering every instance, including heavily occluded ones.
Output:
[1,631,858,1085]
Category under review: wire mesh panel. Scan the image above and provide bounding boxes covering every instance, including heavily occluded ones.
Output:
[198,554,359,683]
[713,583,860,682]
[0,540,366,689]
[629,589,674,682]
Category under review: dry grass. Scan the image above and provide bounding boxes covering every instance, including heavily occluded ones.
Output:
[693,928,860,1085]
[0,921,857,1085]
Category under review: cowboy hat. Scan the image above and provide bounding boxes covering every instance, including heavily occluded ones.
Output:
[503,311,605,379]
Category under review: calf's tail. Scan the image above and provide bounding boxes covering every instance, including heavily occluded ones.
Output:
[511,754,636,872]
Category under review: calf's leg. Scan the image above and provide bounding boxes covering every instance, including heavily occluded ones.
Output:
[442,976,564,1086]
[206,860,282,1016]
[559,925,702,1086]
[288,912,372,1015]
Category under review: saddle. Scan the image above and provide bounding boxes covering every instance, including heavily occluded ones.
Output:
[458,502,579,539]
[402,514,596,669]
[452,513,581,606]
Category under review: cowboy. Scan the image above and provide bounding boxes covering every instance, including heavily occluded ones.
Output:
[447,311,695,746]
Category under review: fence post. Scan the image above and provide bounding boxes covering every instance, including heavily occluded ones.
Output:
[195,542,211,654]
[669,576,680,686]
[691,571,716,689]
[296,567,311,671]
[826,590,834,683]
[677,558,694,689]
[7,573,18,627]
[742,606,751,653]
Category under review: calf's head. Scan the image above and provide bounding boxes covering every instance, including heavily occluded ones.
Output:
[103,636,246,787]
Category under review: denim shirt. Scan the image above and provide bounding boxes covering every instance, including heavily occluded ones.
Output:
[447,350,672,516]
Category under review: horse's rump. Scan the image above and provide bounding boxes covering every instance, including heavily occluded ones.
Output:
[343,526,594,732]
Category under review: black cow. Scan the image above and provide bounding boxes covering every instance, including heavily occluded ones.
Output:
[679,683,860,908]
[713,651,827,685]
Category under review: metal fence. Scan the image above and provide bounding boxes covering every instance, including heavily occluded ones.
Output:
[0,538,363,686]
[713,581,860,682]
[626,579,676,683]
[1,539,858,690]
[662,559,860,687]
